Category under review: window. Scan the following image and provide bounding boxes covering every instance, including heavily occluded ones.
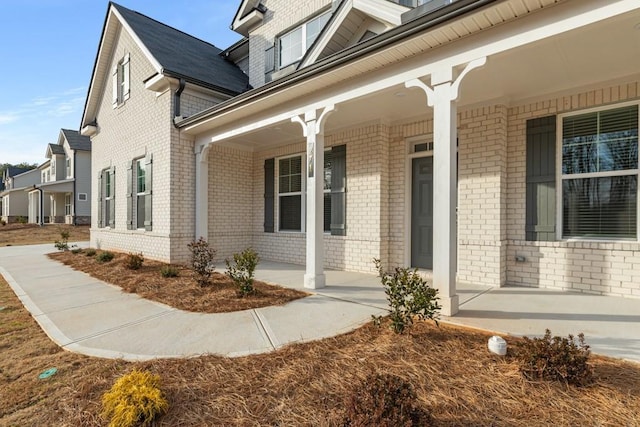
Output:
[278,156,303,231]
[66,158,71,178]
[51,159,56,176]
[99,167,115,228]
[112,54,130,107]
[78,193,87,201]
[46,170,50,182]
[560,103,639,239]
[136,158,146,229]
[65,193,72,216]
[274,146,346,233]
[127,155,152,231]
[278,12,330,68]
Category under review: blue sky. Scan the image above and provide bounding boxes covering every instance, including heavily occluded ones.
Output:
[0,0,242,165]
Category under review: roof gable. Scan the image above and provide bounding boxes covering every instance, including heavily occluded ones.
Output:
[300,0,408,68]
[46,143,66,158]
[61,129,91,151]
[81,2,249,128]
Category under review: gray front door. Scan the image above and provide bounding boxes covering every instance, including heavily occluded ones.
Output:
[411,156,433,269]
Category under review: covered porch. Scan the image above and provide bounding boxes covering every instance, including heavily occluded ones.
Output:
[182,0,640,316]
[255,260,640,362]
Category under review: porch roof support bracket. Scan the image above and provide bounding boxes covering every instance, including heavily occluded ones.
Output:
[292,104,335,289]
[405,57,486,317]
[195,144,211,241]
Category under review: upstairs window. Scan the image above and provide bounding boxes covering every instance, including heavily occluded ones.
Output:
[112,53,130,107]
[278,11,330,68]
[66,158,71,178]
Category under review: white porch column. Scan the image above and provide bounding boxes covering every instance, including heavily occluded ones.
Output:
[195,145,210,240]
[406,58,486,316]
[292,105,334,289]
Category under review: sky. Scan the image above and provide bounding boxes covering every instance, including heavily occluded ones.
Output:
[0,0,242,166]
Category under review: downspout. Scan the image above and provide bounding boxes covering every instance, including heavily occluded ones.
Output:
[173,78,186,127]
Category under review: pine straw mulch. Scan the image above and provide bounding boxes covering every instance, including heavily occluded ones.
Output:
[0,223,90,246]
[47,250,308,313]
[1,274,639,426]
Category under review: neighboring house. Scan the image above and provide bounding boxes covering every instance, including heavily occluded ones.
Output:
[1,167,40,223]
[27,129,92,225]
[83,0,640,315]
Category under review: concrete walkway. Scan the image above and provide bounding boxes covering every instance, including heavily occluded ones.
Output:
[1,243,639,362]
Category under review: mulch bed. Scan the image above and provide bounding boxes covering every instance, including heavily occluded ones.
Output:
[48,250,308,313]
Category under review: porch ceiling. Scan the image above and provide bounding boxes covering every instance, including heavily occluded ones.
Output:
[214,5,640,151]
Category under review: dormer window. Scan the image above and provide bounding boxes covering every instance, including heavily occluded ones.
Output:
[112,53,130,107]
[278,11,330,68]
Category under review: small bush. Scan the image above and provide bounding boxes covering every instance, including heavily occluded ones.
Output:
[102,369,168,427]
[343,373,430,427]
[54,229,71,251]
[515,329,593,386]
[96,251,115,263]
[85,248,97,257]
[125,252,144,270]
[373,259,441,334]
[226,248,260,296]
[71,248,83,255]
[187,237,216,287]
[160,265,179,278]
[16,216,27,224]
[0,219,6,226]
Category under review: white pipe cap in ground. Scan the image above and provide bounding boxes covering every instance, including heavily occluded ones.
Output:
[488,336,507,356]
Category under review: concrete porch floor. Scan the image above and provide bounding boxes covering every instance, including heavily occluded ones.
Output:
[256,261,640,363]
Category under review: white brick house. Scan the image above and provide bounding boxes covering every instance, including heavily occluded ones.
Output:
[83,0,640,316]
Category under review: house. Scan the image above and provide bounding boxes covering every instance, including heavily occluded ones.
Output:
[83,0,640,315]
[1,167,40,223]
[27,129,92,225]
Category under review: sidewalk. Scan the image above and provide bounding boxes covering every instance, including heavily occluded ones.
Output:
[1,243,639,363]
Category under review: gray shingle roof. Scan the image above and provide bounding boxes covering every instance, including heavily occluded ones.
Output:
[112,2,250,95]
[48,143,66,156]
[61,129,91,151]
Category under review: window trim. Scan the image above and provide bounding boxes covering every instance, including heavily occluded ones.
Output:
[275,149,337,234]
[66,158,71,178]
[64,193,72,216]
[135,157,146,230]
[277,10,330,69]
[556,100,640,241]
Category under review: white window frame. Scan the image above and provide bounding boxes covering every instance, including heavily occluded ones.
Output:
[556,100,640,241]
[104,168,113,228]
[66,157,71,178]
[276,149,335,233]
[135,158,146,230]
[112,53,130,107]
[278,11,330,68]
[277,154,306,232]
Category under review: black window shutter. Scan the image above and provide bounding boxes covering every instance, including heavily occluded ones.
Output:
[526,115,556,241]
[264,158,275,233]
[126,162,134,230]
[144,153,153,231]
[330,144,346,236]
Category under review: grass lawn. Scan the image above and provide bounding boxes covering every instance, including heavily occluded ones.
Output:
[1,272,640,425]
[0,223,90,246]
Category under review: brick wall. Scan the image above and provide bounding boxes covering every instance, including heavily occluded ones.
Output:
[506,80,640,297]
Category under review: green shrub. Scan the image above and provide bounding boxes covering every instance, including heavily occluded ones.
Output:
[515,329,592,386]
[96,251,115,263]
[85,248,97,257]
[343,373,430,427]
[101,369,168,427]
[16,216,27,224]
[160,265,179,278]
[372,259,440,334]
[71,248,83,255]
[125,252,144,270]
[225,248,260,296]
[54,229,71,251]
[187,237,216,287]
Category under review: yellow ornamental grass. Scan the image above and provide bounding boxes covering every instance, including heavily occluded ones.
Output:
[102,369,169,427]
